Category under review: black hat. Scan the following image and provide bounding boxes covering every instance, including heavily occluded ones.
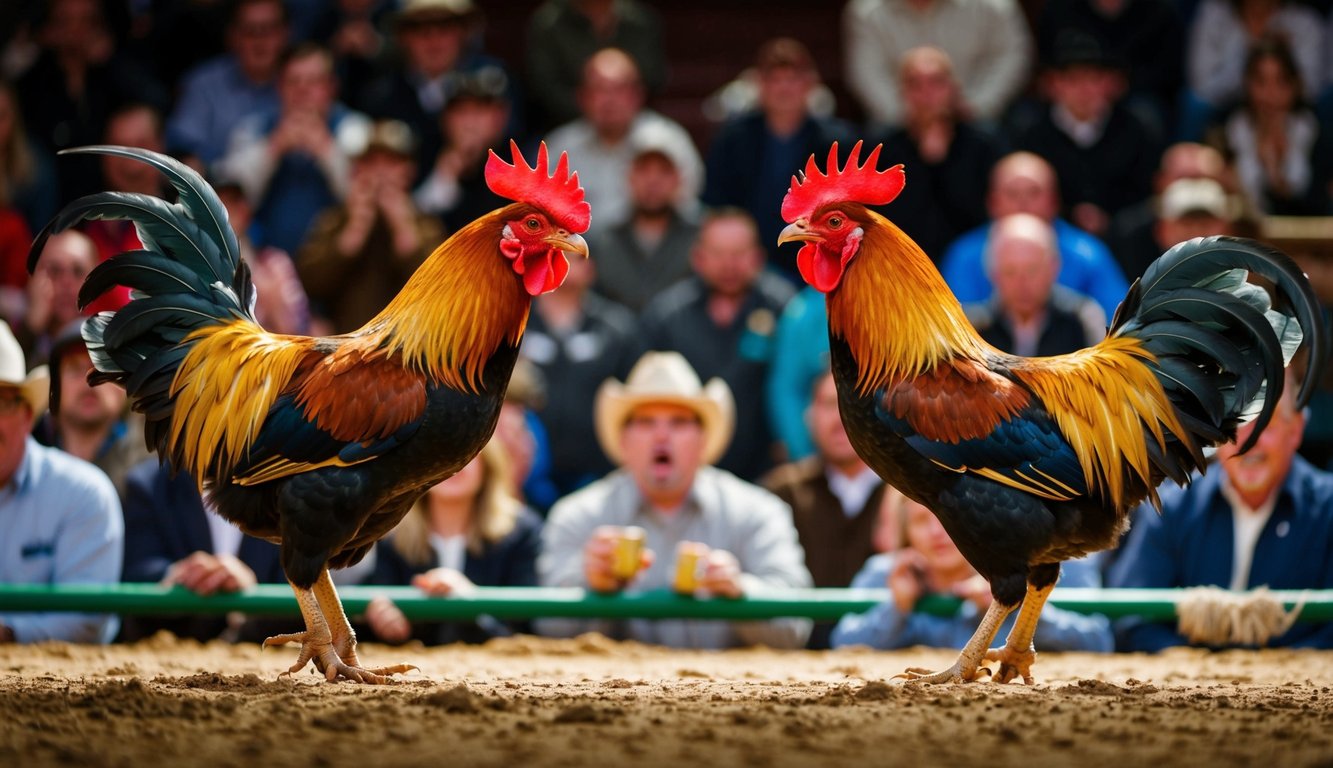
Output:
[1051,29,1121,71]
[47,319,89,417]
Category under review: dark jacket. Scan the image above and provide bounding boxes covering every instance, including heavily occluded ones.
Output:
[1108,456,1333,651]
[364,506,542,645]
[117,459,287,643]
[702,112,852,281]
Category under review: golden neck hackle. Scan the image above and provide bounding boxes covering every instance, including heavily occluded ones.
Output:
[368,205,532,392]
[826,209,985,393]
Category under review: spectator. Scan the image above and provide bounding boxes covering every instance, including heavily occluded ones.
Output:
[939,151,1130,320]
[963,213,1106,357]
[1109,373,1333,651]
[1183,0,1324,140]
[1207,37,1333,217]
[1154,178,1240,247]
[1014,31,1160,239]
[842,0,1032,129]
[116,458,288,643]
[0,322,122,644]
[764,369,893,648]
[525,0,667,132]
[361,440,543,645]
[588,130,700,313]
[495,357,559,513]
[296,118,440,333]
[1107,142,1235,280]
[17,230,95,368]
[35,321,150,497]
[702,38,852,282]
[543,47,702,238]
[875,46,1003,262]
[831,490,1113,653]
[212,174,314,336]
[413,68,514,232]
[216,43,372,256]
[640,209,794,481]
[165,0,288,170]
[765,285,828,462]
[14,0,168,204]
[312,0,393,115]
[358,0,516,183]
[83,102,168,315]
[537,350,813,649]
[0,78,56,240]
[523,251,640,497]
[1035,0,1184,140]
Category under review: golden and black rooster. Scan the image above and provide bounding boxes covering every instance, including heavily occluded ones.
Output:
[779,142,1326,684]
[30,142,590,683]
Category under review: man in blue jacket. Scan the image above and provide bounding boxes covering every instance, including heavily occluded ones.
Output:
[1109,375,1333,650]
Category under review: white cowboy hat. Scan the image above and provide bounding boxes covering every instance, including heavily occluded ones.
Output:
[0,321,48,420]
[594,351,735,466]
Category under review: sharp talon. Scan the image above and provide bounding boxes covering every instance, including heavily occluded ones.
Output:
[984,647,1037,685]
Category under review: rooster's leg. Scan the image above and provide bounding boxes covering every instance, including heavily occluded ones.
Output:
[984,580,1055,685]
[309,569,416,678]
[894,599,1015,684]
[263,574,413,684]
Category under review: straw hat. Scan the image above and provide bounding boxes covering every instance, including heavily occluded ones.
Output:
[0,321,48,420]
[594,351,735,466]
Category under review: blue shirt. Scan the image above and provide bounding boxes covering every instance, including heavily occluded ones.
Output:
[165,56,279,165]
[940,218,1129,321]
[765,285,829,461]
[1108,456,1333,651]
[830,552,1113,653]
[0,438,122,643]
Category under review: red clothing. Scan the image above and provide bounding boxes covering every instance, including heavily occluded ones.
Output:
[81,220,136,313]
[0,208,33,289]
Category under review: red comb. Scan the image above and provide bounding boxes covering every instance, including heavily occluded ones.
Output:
[781,141,905,223]
[485,140,591,234]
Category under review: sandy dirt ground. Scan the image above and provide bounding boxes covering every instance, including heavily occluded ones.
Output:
[3,633,1333,768]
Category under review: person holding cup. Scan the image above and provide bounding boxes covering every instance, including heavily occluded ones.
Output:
[536,351,812,648]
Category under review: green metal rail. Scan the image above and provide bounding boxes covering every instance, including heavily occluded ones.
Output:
[0,584,1330,621]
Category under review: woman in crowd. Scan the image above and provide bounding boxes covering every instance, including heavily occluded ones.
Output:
[361,440,542,645]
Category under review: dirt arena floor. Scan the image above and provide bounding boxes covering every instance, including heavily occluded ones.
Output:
[3,633,1333,768]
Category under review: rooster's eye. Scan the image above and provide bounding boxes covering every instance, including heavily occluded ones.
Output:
[525,218,541,231]
[828,216,843,228]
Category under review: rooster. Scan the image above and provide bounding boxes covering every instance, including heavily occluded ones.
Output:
[778,142,1326,684]
[29,141,590,683]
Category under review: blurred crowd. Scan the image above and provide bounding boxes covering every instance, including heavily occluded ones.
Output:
[1,0,1333,656]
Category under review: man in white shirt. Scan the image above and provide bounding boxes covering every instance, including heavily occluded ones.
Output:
[537,351,812,649]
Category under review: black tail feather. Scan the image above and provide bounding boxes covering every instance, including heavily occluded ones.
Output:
[28,146,255,455]
[1115,236,1327,458]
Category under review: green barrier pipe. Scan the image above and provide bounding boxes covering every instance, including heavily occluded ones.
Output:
[0,585,1330,621]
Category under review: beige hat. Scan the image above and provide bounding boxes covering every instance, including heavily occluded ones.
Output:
[1159,177,1234,221]
[594,351,735,466]
[0,321,48,420]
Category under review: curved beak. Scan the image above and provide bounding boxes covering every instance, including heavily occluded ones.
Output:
[778,220,819,247]
[545,231,589,259]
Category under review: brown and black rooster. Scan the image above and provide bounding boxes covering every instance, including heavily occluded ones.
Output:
[29,142,590,683]
[778,142,1326,684]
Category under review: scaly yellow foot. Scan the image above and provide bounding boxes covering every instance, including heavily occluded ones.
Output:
[263,630,416,683]
[984,646,1036,685]
[892,599,1017,685]
[892,661,988,685]
[271,574,417,684]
